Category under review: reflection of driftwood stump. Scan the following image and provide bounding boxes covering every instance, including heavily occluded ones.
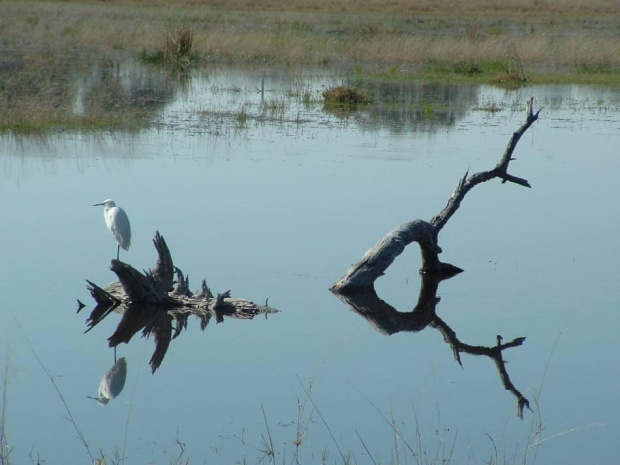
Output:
[82,232,279,372]
[331,98,541,292]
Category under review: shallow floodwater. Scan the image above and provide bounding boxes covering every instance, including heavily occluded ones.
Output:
[1,66,619,464]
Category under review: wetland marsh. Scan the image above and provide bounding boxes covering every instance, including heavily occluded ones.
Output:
[0,1,619,464]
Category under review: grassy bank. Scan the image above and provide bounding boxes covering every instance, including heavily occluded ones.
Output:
[1,1,618,77]
[14,0,619,15]
[0,0,617,131]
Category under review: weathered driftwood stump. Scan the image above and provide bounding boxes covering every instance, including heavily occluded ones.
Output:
[81,231,279,372]
[331,98,541,292]
[330,99,541,417]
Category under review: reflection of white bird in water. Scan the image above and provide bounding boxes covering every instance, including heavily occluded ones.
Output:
[89,357,127,406]
[93,199,131,260]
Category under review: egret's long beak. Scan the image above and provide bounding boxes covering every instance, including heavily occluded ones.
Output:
[93,202,103,206]
[87,395,109,406]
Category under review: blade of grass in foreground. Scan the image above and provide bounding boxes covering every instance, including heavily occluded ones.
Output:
[13,316,95,463]
[296,375,347,463]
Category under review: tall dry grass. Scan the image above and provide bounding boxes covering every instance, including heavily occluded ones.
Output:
[25,0,619,15]
[1,1,617,73]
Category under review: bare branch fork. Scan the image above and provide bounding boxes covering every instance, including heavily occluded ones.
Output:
[431,317,531,418]
[331,98,541,292]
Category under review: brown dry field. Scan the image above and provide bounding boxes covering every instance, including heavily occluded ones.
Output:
[38,0,620,15]
[2,0,618,77]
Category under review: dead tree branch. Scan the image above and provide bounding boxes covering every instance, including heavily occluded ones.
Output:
[331,98,541,293]
[329,100,540,417]
[431,98,540,232]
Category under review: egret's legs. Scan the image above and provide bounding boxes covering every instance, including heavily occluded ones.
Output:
[114,346,117,363]
[116,244,120,260]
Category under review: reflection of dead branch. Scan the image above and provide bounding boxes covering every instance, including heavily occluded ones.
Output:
[431,317,530,418]
[332,273,452,335]
[82,232,279,372]
[333,273,530,417]
[331,99,541,292]
[144,312,172,373]
[81,282,121,332]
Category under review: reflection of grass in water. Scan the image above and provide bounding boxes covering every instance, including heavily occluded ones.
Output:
[302,90,314,108]
[284,83,319,109]
[260,97,288,116]
[476,99,503,113]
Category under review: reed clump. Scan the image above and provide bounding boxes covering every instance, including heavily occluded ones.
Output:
[322,85,373,105]
[141,25,195,68]
[164,26,194,62]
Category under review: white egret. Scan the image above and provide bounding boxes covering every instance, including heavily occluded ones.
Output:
[89,357,127,406]
[93,199,131,260]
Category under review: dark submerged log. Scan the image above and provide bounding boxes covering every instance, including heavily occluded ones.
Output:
[83,231,279,372]
[331,98,541,293]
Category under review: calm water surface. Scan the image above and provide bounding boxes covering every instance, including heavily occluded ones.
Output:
[1,67,619,464]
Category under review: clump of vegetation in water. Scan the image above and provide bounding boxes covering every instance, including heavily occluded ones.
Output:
[322,85,373,106]
[165,26,194,62]
[140,25,195,68]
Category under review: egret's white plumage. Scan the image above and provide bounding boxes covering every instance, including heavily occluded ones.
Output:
[93,199,131,260]
[89,357,127,406]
